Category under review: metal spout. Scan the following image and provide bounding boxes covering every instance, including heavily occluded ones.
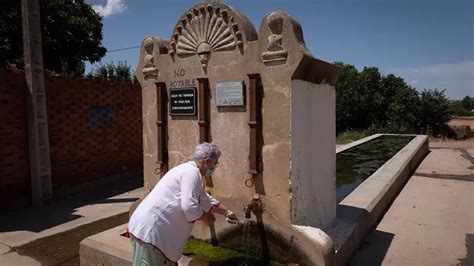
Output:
[243,198,262,219]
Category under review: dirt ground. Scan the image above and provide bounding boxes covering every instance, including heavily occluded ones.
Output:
[430,138,474,149]
[338,135,474,150]
[449,118,474,128]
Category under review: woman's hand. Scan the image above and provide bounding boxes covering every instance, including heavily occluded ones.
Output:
[225,210,237,219]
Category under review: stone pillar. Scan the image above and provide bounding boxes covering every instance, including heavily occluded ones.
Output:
[135,37,169,195]
[290,80,336,228]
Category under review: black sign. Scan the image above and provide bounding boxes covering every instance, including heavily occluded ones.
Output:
[169,87,197,116]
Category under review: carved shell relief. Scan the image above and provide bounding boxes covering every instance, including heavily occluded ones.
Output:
[169,6,244,72]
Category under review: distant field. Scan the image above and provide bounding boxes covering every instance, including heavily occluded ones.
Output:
[449,118,474,128]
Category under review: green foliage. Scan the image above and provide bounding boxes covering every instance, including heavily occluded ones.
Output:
[417,89,451,135]
[86,61,133,83]
[336,131,368,144]
[358,67,383,126]
[0,2,22,69]
[449,99,473,117]
[335,62,453,137]
[385,83,420,133]
[461,96,473,111]
[334,62,361,132]
[114,61,134,83]
[0,0,106,76]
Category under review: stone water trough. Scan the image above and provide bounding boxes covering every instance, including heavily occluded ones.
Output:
[80,2,429,265]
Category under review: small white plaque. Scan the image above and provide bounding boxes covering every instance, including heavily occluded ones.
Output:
[216,81,245,107]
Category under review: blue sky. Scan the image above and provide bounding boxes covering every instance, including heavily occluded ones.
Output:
[86,0,473,99]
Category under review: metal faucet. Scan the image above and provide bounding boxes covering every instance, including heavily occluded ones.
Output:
[243,198,262,219]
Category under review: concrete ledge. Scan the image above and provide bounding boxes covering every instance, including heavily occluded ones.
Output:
[80,224,131,266]
[292,225,335,265]
[80,224,195,266]
[326,135,429,265]
[335,134,382,153]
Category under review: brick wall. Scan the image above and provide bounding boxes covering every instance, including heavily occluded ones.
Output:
[0,69,30,209]
[0,69,143,209]
[46,75,143,188]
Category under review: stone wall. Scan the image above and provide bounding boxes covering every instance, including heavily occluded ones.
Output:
[0,69,143,210]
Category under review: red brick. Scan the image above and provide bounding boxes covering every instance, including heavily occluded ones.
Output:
[0,69,143,209]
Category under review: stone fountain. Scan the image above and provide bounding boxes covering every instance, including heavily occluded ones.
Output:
[81,2,342,265]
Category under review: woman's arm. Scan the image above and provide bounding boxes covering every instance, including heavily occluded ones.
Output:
[212,203,237,219]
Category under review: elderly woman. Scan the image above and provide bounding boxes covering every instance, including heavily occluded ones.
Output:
[128,142,236,265]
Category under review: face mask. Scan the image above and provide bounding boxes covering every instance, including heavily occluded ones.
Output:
[205,168,215,177]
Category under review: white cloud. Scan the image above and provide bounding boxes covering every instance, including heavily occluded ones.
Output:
[92,0,127,18]
[390,61,474,78]
[385,61,474,99]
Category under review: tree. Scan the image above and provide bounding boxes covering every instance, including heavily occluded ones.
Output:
[417,89,451,135]
[385,85,420,133]
[358,67,383,127]
[334,63,386,133]
[379,74,404,122]
[449,96,474,117]
[334,61,452,136]
[86,61,134,83]
[461,96,472,111]
[334,62,360,133]
[449,100,472,117]
[0,0,106,76]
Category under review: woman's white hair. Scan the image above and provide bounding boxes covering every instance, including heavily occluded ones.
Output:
[193,142,221,161]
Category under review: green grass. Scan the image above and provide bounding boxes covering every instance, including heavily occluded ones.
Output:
[336,130,368,144]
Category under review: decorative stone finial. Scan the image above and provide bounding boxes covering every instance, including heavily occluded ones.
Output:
[142,37,158,79]
[262,12,288,66]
